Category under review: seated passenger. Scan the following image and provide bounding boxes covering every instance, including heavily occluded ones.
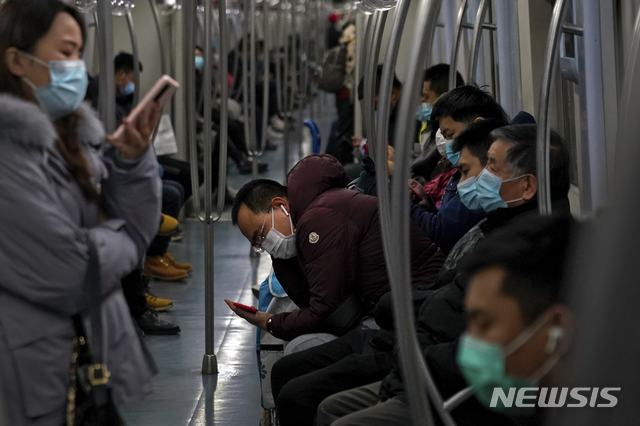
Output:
[315,124,572,426]
[0,1,161,423]
[226,154,445,341]
[412,63,464,182]
[456,213,576,424]
[408,118,507,254]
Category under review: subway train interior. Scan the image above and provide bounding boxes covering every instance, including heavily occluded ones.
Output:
[1,0,640,425]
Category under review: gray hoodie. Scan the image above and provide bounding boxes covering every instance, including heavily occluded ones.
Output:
[0,94,161,425]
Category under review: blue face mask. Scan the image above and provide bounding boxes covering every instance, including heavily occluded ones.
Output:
[415,102,433,122]
[445,141,460,166]
[195,56,204,70]
[120,81,135,96]
[21,52,88,120]
[459,167,526,213]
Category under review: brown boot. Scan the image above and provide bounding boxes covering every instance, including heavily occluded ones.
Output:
[163,252,193,273]
[144,255,188,281]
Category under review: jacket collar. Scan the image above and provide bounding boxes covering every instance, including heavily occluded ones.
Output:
[0,94,105,150]
[480,196,571,235]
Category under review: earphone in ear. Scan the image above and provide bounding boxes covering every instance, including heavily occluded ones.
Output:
[546,327,563,354]
[279,205,290,216]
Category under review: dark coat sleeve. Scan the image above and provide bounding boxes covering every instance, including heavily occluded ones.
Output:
[267,207,359,341]
[409,194,485,254]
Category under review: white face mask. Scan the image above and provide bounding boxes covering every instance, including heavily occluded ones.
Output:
[261,206,297,259]
[435,129,448,158]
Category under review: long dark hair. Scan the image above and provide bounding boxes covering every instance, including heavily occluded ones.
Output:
[0,0,97,198]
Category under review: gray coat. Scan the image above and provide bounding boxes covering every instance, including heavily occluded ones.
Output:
[0,94,161,425]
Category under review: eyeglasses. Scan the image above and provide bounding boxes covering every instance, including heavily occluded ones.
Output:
[252,208,271,253]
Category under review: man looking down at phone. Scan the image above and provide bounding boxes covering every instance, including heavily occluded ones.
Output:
[407,118,506,254]
[226,154,445,341]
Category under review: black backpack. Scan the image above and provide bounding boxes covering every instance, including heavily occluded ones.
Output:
[318,45,347,93]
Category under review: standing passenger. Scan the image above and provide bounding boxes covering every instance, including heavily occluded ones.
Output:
[0,1,161,424]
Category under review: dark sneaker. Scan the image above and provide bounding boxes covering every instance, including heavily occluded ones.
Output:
[135,310,181,335]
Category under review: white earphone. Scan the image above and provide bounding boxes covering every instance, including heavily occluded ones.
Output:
[546,326,563,354]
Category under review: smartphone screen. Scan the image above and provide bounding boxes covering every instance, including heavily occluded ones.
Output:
[410,187,424,201]
[233,302,258,313]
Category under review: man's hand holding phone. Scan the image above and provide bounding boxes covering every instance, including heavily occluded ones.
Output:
[224,299,273,331]
[408,179,433,208]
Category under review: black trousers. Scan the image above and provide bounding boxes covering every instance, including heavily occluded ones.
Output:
[121,267,148,318]
[146,180,184,257]
[271,329,395,426]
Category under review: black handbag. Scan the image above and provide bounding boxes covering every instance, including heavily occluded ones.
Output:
[67,239,125,426]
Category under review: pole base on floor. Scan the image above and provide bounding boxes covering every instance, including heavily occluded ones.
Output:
[202,354,218,375]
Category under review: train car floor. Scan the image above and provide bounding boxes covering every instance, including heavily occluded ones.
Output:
[120,93,336,425]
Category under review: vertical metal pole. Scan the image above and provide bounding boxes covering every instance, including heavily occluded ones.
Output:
[259,0,271,178]
[467,0,490,85]
[215,0,229,221]
[495,0,522,116]
[241,4,253,162]
[360,13,377,142]
[275,2,284,113]
[148,0,168,75]
[364,11,388,151]
[449,0,469,91]
[443,0,456,61]
[185,0,206,223]
[202,0,218,376]
[576,0,608,214]
[388,0,458,424]
[536,0,570,216]
[96,0,115,134]
[283,0,291,178]
[375,0,411,291]
[231,13,242,100]
[249,0,259,178]
[124,11,141,106]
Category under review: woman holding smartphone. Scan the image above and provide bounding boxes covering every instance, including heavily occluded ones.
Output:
[0,1,161,424]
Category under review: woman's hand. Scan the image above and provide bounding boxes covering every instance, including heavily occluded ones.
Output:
[224,299,273,331]
[106,104,160,161]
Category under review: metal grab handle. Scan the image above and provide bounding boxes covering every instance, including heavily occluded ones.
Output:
[387,0,458,424]
[124,11,140,106]
[449,0,469,91]
[374,0,411,270]
[214,0,229,222]
[257,0,271,177]
[231,14,242,100]
[148,0,168,75]
[282,0,291,178]
[467,0,491,84]
[184,0,207,223]
[364,11,388,150]
[275,2,284,114]
[536,0,570,216]
[202,0,214,223]
[96,1,115,134]
[249,0,259,157]
[241,6,253,160]
[360,13,376,143]
[443,387,473,412]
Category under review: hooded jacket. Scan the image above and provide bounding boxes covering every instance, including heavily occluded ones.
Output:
[270,155,445,341]
[0,94,161,425]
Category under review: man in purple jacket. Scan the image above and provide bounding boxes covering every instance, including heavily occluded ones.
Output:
[225,154,445,341]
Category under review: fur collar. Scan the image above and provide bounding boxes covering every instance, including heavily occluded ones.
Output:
[0,94,105,149]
